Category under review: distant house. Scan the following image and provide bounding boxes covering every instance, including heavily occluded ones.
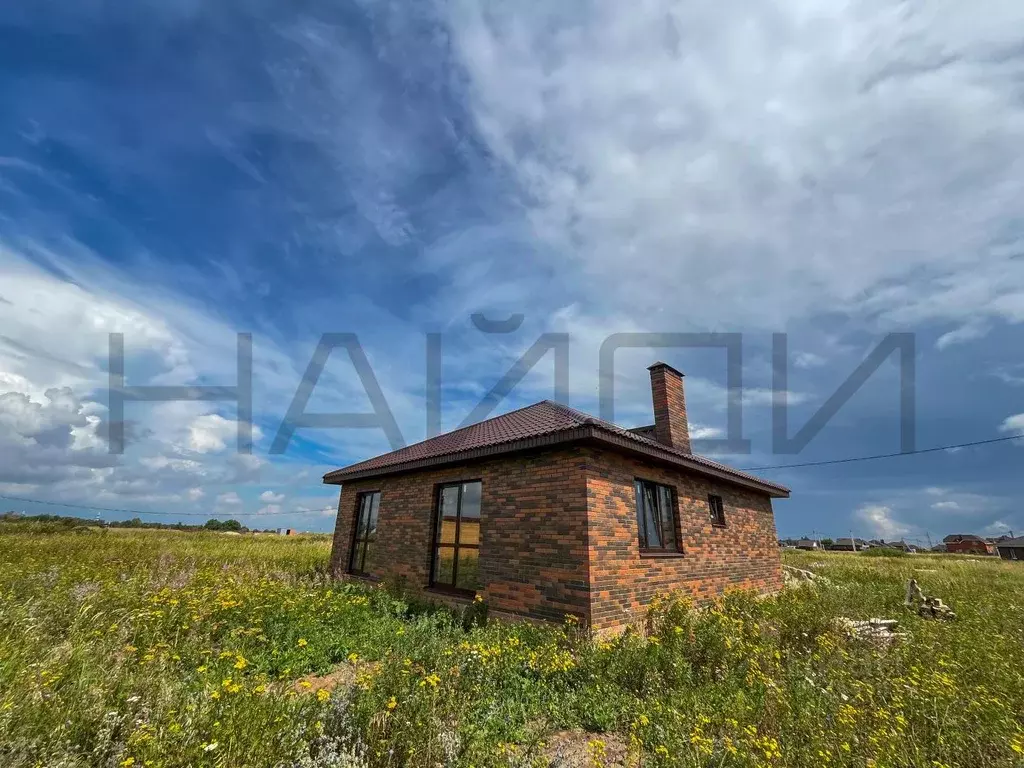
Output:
[996,537,1024,561]
[794,538,819,551]
[324,362,790,631]
[827,537,871,552]
[873,540,916,553]
[942,534,993,555]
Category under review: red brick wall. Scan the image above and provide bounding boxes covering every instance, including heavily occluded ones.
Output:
[328,444,782,630]
[945,540,992,555]
[649,364,691,453]
[329,447,592,622]
[583,448,782,631]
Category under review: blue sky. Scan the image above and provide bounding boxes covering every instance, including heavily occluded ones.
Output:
[1,1,1023,542]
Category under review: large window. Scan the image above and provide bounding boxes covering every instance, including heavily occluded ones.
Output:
[430,481,481,592]
[634,479,679,553]
[348,491,380,575]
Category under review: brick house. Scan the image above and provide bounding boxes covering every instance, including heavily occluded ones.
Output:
[995,537,1024,560]
[325,363,789,632]
[942,534,994,555]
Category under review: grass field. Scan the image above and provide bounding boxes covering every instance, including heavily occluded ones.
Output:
[2,523,1023,768]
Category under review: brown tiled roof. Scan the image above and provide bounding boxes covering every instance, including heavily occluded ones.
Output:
[942,534,986,543]
[323,400,789,497]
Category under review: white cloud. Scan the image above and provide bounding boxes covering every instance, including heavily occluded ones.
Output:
[215,491,242,508]
[139,456,205,474]
[259,490,285,504]
[999,413,1024,436]
[0,244,184,397]
[983,519,1013,536]
[188,414,262,454]
[992,366,1024,386]
[793,352,826,370]
[447,1,1024,333]
[931,500,959,511]
[855,503,911,539]
[186,487,204,502]
[257,504,282,515]
[690,425,724,440]
[741,388,808,408]
[936,321,990,350]
[0,388,117,487]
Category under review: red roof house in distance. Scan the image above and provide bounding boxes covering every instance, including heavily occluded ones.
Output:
[324,362,789,632]
[942,534,994,555]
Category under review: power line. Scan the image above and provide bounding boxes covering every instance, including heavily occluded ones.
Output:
[4,433,1020,520]
[0,493,330,519]
[739,434,1022,472]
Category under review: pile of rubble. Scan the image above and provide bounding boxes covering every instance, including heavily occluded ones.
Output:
[781,564,832,588]
[904,578,956,620]
[834,617,908,646]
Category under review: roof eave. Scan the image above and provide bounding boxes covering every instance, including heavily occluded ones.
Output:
[322,426,593,484]
[587,429,790,498]
[322,424,789,498]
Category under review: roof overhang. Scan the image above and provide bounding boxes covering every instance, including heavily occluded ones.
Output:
[323,425,790,498]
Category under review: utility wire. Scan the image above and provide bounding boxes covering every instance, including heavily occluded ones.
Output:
[739,434,1022,472]
[0,493,330,518]
[2,433,1020,520]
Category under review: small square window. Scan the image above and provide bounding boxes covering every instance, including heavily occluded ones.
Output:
[708,494,726,527]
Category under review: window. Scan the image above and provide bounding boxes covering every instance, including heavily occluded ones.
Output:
[430,481,481,592]
[708,494,726,527]
[348,491,380,575]
[634,479,679,553]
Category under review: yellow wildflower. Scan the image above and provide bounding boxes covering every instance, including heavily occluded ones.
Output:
[420,673,441,688]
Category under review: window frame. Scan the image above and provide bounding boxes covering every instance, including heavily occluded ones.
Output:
[633,478,682,555]
[428,480,482,595]
[708,493,726,527]
[348,490,381,576]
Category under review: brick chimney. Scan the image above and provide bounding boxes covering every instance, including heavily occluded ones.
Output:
[648,361,690,453]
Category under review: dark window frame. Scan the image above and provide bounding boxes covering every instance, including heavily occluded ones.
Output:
[348,490,381,576]
[428,480,482,595]
[634,478,682,554]
[708,493,726,527]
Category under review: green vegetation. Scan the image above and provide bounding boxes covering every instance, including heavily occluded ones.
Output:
[1,511,262,533]
[859,546,909,558]
[1,526,1022,767]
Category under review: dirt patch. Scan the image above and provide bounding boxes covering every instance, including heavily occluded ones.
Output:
[542,730,633,768]
[292,661,378,694]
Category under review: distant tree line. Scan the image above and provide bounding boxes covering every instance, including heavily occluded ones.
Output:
[1,511,271,533]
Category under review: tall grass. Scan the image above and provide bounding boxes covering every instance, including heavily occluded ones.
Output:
[1,525,1022,767]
